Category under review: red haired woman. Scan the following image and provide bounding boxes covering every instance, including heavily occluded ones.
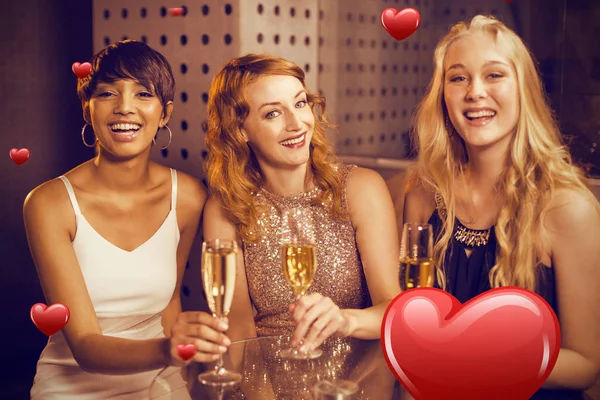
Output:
[203,54,401,352]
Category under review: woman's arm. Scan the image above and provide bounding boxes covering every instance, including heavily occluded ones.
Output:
[23,180,171,374]
[542,188,600,390]
[291,167,402,349]
[402,172,436,227]
[159,173,230,363]
[386,168,415,247]
[161,172,206,337]
[202,195,257,344]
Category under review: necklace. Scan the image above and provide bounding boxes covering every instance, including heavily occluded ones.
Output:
[435,192,492,248]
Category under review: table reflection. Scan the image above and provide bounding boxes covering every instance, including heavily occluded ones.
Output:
[150,335,406,400]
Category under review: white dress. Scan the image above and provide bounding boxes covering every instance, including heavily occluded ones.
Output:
[31,169,187,399]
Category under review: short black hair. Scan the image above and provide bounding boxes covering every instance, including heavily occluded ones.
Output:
[77,40,175,119]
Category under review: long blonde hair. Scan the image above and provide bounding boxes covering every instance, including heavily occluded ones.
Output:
[205,54,345,243]
[413,15,597,291]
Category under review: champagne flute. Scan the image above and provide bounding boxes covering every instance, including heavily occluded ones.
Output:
[279,207,322,360]
[399,223,435,291]
[198,239,241,386]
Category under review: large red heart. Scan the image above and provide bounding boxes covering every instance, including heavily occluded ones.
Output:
[381,287,560,400]
[177,344,196,361]
[9,148,30,165]
[30,303,70,336]
[72,62,92,79]
[380,8,421,41]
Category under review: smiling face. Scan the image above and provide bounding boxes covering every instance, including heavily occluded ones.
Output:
[443,33,519,150]
[87,79,173,157]
[241,75,314,169]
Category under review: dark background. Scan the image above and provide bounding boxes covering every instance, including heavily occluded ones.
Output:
[1,0,598,398]
[1,1,94,397]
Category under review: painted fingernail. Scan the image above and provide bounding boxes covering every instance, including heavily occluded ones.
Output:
[223,337,231,346]
[219,346,227,353]
[218,321,229,330]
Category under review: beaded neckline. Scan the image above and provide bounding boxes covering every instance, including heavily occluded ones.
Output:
[453,219,491,247]
[256,186,321,202]
[434,192,492,248]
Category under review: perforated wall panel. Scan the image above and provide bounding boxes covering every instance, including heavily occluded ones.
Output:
[93,0,518,308]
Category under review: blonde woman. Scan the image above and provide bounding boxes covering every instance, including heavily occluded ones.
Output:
[403,15,600,397]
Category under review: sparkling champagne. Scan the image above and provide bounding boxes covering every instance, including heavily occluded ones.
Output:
[399,257,434,290]
[281,244,316,297]
[203,247,237,318]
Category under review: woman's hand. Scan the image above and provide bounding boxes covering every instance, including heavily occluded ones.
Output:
[169,311,231,366]
[289,293,353,352]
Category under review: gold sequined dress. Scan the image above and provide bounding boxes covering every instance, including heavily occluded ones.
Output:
[243,164,372,337]
[226,164,398,399]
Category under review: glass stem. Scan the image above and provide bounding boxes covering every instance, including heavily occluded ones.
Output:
[214,352,224,375]
[294,293,303,354]
[216,384,225,400]
[214,316,226,374]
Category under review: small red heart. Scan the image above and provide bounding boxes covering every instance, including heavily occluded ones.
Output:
[9,148,30,165]
[168,7,184,17]
[177,344,196,361]
[382,287,560,400]
[30,303,70,336]
[72,62,92,79]
[380,7,421,41]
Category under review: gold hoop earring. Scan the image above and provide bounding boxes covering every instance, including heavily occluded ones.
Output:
[81,123,97,147]
[153,125,172,150]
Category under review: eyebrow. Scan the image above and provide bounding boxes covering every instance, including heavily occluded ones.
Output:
[446,60,510,71]
[95,80,148,88]
[258,90,306,110]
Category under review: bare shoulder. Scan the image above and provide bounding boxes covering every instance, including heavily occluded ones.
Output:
[344,167,395,228]
[544,187,600,234]
[174,170,207,214]
[403,172,434,204]
[24,178,73,223]
[203,194,236,227]
[203,194,239,240]
[204,193,227,217]
[23,176,79,243]
[403,173,436,223]
[346,166,389,197]
[386,168,413,201]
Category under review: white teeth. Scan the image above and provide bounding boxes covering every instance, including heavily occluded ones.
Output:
[280,133,305,146]
[110,123,141,131]
[465,110,496,118]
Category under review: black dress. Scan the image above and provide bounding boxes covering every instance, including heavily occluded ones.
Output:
[428,203,586,400]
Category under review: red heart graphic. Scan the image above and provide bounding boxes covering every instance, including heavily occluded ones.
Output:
[30,303,70,336]
[380,8,421,41]
[9,148,30,165]
[168,7,184,17]
[177,344,196,361]
[72,62,92,79]
[381,287,560,400]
